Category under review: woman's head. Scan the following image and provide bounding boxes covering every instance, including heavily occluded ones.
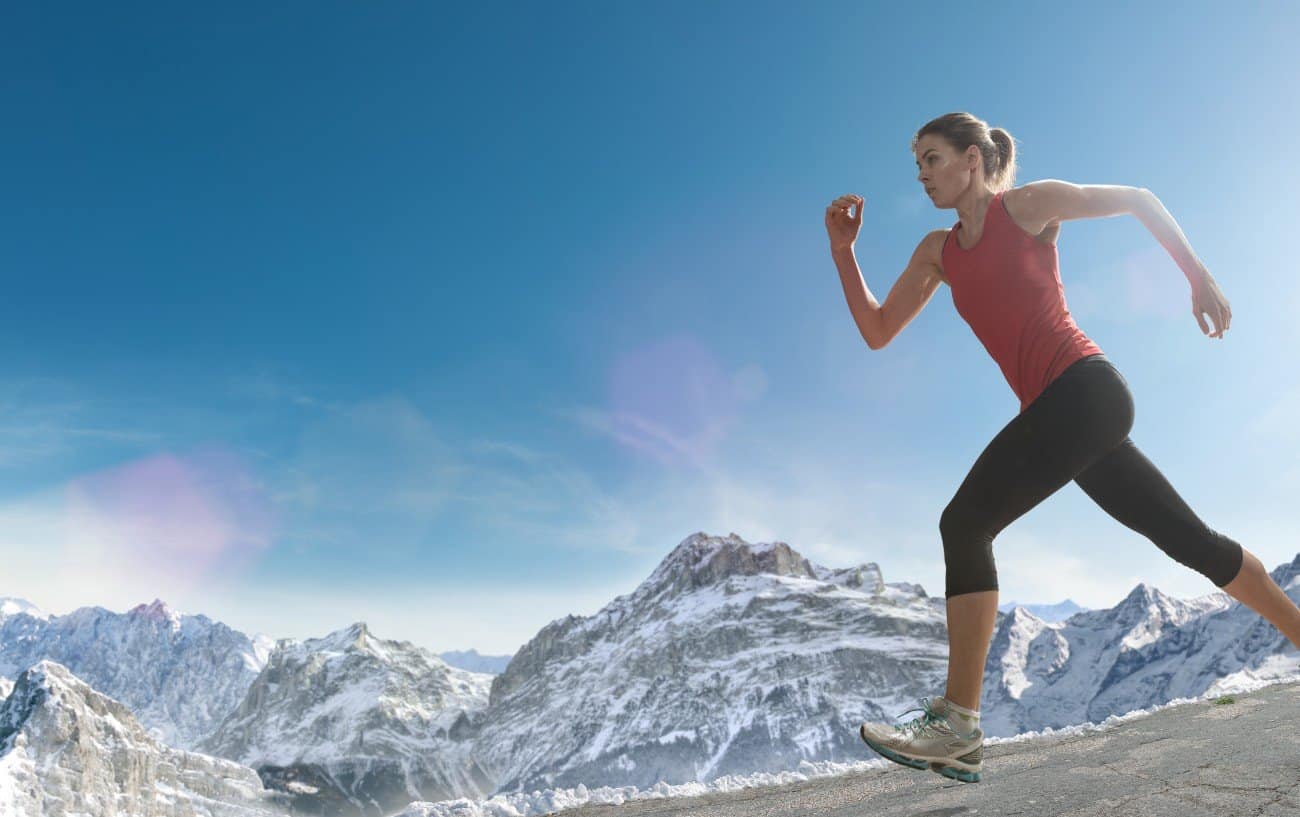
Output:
[911,113,1018,206]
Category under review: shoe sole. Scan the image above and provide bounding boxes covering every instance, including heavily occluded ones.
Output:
[859,725,983,783]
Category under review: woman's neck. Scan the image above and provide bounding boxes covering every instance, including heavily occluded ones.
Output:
[956,187,996,229]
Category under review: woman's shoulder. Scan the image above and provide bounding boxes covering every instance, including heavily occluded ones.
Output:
[1001,183,1061,246]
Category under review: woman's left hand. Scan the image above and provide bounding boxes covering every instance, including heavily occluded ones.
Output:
[1191,270,1231,339]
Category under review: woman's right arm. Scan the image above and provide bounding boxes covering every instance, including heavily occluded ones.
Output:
[833,236,945,349]
[827,201,947,350]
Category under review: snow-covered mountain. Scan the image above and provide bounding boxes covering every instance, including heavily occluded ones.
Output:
[198,621,495,816]
[438,649,513,675]
[469,531,953,794]
[0,598,276,751]
[981,559,1300,737]
[0,659,287,816]
[0,597,46,621]
[3,532,1298,817]
[451,532,1300,799]
[997,598,1088,622]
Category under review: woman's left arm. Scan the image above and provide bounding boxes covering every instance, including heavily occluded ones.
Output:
[1010,180,1231,339]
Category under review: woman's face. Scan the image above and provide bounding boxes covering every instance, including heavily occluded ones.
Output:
[914,134,977,207]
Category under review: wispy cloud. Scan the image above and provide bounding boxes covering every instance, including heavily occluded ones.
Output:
[560,331,767,471]
[0,377,162,470]
[226,369,329,410]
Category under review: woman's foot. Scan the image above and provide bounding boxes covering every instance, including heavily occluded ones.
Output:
[858,695,984,783]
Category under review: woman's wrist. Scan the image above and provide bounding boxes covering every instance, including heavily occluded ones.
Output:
[1183,260,1210,286]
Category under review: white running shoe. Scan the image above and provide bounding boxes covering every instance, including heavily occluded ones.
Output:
[858,695,983,783]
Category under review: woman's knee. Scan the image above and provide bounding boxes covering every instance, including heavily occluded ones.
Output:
[940,500,991,546]
[940,502,998,594]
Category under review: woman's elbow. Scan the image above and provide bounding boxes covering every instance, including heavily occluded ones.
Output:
[861,307,889,350]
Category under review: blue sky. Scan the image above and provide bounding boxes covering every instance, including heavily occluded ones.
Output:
[3,2,1299,655]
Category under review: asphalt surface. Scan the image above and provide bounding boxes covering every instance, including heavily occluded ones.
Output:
[548,679,1300,817]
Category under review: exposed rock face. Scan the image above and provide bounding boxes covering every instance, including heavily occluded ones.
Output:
[4,541,1297,817]
[0,660,287,817]
[0,598,273,750]
[198,622,494,816]
[980,556,1300,737]
[473,531,949,793]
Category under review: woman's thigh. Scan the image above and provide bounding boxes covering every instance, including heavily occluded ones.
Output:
[1073,436,1244,587]
[943,355,1134,536]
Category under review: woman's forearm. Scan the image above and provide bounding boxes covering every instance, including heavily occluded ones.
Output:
[832,244,884,349]
[1131,189,1210,286]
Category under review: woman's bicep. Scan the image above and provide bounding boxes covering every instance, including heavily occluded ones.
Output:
[877,234,945,349]
[1012,180,1149,226]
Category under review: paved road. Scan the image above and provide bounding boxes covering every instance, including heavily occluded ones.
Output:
[549,679,1300,817]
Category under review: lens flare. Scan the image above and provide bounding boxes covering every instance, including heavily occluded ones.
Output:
[62,446,274,596]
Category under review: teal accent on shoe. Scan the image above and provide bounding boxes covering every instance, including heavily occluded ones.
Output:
[931,761,981,783]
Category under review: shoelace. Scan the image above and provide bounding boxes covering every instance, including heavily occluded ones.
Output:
[892,696,978,740]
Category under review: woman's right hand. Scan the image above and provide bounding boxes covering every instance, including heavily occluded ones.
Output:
[825,194,865,249]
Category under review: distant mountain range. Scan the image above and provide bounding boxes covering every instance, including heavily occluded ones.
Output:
[996,598,1088,622]
[437,648,513,675]
[3,531,1297,816]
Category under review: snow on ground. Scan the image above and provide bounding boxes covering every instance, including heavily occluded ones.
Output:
[397,674,1300,817]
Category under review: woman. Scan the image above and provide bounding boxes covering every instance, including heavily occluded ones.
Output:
[827,112,1300,784]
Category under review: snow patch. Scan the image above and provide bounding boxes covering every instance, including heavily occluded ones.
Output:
[396,679,1300,817]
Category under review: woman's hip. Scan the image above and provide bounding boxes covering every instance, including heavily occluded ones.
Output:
[1022,353,1134,445]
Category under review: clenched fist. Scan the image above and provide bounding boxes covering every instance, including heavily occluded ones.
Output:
[825,194,865,249]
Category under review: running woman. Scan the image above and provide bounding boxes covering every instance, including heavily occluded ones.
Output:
[827,112,1300,784]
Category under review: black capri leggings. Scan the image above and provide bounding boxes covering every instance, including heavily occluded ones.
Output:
[941,353,1244,599]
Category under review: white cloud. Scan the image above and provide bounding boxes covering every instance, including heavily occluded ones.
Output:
[0,378,161,469]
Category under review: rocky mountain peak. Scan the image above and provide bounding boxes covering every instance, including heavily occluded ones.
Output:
[1118,581,1157,605]
[1008,605,1045,623]
[1271,552,1300,590]
[0,660,132,752]
[1111,581,1185,628]
[127,598,182,630]
[644,531,818,596]
[0,659,286,815]
[0,596,46,620]
[822,563,888,593]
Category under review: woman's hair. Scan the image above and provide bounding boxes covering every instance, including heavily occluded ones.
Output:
[911,112,1018,193]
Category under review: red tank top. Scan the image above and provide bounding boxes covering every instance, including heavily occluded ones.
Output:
[941,190,1103,413]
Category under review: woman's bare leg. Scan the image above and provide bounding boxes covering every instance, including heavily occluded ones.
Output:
[1220,548,1300,649]
[944,590,999,712]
